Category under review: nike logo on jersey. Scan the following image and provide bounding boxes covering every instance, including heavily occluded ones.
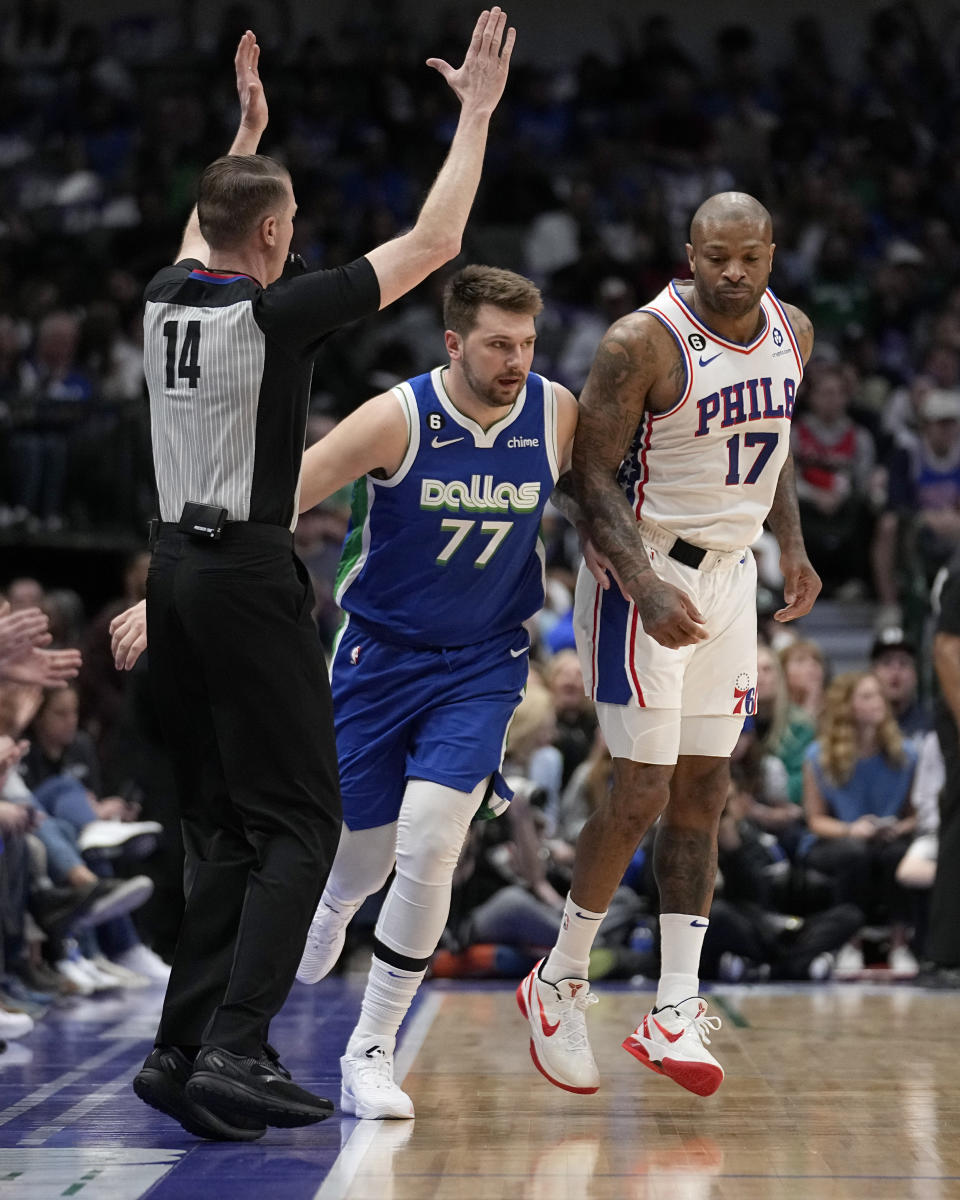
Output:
[431,435,464,449]
[698,351,722,367]
[509,646,530,658]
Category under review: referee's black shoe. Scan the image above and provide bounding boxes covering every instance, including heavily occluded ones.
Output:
[186,1045,334,1127]
[134,1046,267,1141]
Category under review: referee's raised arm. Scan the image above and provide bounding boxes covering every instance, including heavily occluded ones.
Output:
[364,7,515,308]
[174,30,270,266]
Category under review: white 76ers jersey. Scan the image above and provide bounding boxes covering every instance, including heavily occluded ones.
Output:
[618,282,804,550]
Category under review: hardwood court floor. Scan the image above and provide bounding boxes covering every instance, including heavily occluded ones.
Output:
[0,976,957,1199]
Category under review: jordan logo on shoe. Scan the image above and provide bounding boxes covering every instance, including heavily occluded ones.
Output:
[649,1016,684,1043]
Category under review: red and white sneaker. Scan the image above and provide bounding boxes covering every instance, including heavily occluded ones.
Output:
[516,959,599,1094]
[622,997,723,1097]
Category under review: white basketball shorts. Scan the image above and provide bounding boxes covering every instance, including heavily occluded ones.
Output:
[573,536,758,765]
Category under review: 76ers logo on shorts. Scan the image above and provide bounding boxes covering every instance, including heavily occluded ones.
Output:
[733,672,756,715]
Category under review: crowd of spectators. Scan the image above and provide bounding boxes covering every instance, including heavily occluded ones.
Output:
[0,3,958,613]
[2,1,960,1046]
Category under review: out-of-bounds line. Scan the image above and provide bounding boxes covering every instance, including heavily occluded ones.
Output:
[312,991,443,1200]
[0,1041,135,1128]
[17,1062,141,1146]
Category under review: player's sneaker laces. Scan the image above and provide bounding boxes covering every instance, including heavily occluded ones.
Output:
[622,996,723,1097]
[340,1034,414,1119]
[516,959,599,1094]
[297,900,350,984]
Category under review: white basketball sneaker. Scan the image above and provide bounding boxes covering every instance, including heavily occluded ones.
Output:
[297,900,351,984]
[516,959,599,1094]
[622,996,723,1097]
[340,1034,415,1119]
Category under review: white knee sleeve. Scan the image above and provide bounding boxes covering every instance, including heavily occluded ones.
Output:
[375,776,488,961]
[323,821,397,908]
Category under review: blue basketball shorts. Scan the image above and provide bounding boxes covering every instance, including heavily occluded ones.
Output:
[330,619,530,830]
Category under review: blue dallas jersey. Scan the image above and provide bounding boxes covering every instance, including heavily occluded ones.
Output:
[334,366,561,648]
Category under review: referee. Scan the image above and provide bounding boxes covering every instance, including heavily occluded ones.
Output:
[133,16,516,1140]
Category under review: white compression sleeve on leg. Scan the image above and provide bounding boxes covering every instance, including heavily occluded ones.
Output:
[374,776,488,961]
[322,820,398,910]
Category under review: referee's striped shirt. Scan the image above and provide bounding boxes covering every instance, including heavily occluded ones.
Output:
[143,257,380,529]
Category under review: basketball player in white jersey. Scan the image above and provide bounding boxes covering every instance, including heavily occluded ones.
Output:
[519,192,821,1098]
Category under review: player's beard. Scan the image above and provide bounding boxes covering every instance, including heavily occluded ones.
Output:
[462,359,525,410]
[704,279,766,319]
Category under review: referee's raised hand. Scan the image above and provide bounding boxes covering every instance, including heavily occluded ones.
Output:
[426,7,516,115]
[234,30,268,141]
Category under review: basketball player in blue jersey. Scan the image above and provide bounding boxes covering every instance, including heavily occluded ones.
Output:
[290,264,595,1119]
[519,192,822,1099]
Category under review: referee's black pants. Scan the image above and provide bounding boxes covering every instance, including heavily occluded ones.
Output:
[146,524,342,1057]
[929,706,960,968]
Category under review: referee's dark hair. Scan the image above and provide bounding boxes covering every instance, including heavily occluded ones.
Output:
[197,153,291,250]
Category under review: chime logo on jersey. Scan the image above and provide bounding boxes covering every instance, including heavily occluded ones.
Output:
[420,475,542,514]
[733,672,756,715]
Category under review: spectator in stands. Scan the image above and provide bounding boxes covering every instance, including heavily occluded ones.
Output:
[872,388,960,620]
[8,311,93,531]
[779,638,828,724]
[501,680,564,835]
[543,649,596,789]
[791,362,877,596]
[732,643,809,858]
[754,639,816,812]
[869,626,931,747]
[5,579,44,612]
[701,777,863,983]
[802,671,918,976]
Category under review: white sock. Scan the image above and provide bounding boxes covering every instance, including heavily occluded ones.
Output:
[542,895,606,984]
[656,912,708,1009]
[352,956,426,1043]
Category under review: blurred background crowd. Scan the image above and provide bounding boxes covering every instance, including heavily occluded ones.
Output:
[2,0,960,1047]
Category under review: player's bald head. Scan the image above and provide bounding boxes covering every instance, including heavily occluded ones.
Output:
[690,192,772,246]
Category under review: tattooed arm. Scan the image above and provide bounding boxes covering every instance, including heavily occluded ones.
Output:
[572,313,707,648]
[770,302,821,622]
[549,385,626,593]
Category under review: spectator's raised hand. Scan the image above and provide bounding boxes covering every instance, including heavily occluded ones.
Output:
[1,647,82,689]
[0,601,51,667]
[110,599,147,671]
[426,7,516,115]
